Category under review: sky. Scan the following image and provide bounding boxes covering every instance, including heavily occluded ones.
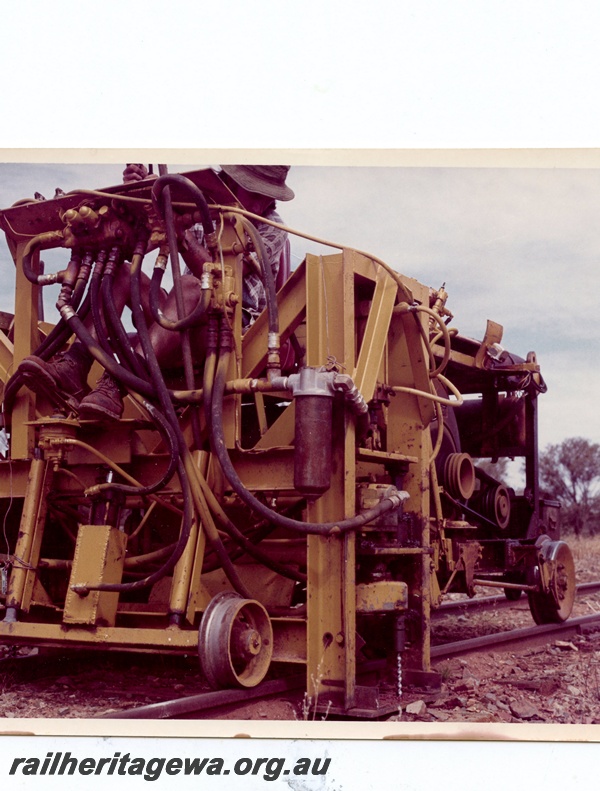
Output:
[0,160,598,454]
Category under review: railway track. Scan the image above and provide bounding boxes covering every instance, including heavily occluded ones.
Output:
[95,582,600,720]
[2,580,598,720]
[431,611,600,660]
[96,673,307,720]
[435,580,600,615]
[99,617,600,720]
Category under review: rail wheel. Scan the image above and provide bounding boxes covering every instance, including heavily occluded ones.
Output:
[198,591,273,689]
[527,540,576,625]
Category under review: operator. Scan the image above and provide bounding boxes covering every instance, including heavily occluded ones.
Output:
[18,164,294,421]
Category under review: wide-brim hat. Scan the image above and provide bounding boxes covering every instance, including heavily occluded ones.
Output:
[220,165,295,201]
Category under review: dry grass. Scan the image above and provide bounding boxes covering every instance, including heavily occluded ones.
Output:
[566,534,600,582]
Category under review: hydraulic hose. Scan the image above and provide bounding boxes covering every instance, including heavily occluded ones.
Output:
[54,251,84,313]
[128,240,193,431]
[85,397,179,498]
[151,168,203,449]
[21,231,67,285]
[128,240,250,597]
[235,214,281,376]
[59,303,157,399]
[54,242,176,400]
[148,263,212,332]
[151,174,214,243]
[100,266,149,381]
[207,324,408,536]
[31,265,93,363]
[235,215,279,336]
[90,249,115,359]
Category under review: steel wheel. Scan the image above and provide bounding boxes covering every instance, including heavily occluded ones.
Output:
[199,591,273,689]
[527,540,576,625]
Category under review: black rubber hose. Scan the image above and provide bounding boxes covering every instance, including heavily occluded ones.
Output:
[148,265,212,332]
[91,397,180,497]
[31,289,91,362]
[128,242,250,598]
[237,215,279,336]
[90,250,116,359]
[61,305,156,398]
[208,327,404,536]
[129,243,193,434]
[200,345,305,583]
[148,266,167,326]
[151,174,214,239]
[151,169,203,450]
[100,268,149,381]
[60,304,202,408]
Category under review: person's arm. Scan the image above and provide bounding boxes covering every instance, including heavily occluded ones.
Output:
[123,164,151,183]
[180,228,212,277]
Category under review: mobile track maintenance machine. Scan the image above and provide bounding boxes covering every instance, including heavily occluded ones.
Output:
[0,168,575,717]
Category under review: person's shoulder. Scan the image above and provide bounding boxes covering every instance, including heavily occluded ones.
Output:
[263,207,284,224]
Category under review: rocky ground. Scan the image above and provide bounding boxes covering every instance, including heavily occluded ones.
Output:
[397,535,600,724]
[0,535,599,723]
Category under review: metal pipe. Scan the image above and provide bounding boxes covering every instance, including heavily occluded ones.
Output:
[3,457,49,622]
[472,578,537,592]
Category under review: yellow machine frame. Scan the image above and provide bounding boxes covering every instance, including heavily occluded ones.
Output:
[0,168,575,717]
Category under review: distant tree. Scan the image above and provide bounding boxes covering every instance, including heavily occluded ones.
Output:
[539,437,600,536]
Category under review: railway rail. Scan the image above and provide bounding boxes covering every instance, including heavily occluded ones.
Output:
[86,582,600,720]
[2,580,599,721]
[97,608,600,721]
[435,580,600,615]
[431,612,600,660]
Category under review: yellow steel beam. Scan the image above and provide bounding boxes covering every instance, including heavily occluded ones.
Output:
[10,242,39,459]
[305,250,357,711]
[385,278,434,674]
[352,264,398,402]
[0,616,309,659]
[0,459,31,498]
[0,620,199,651]
[0,330,14,385]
